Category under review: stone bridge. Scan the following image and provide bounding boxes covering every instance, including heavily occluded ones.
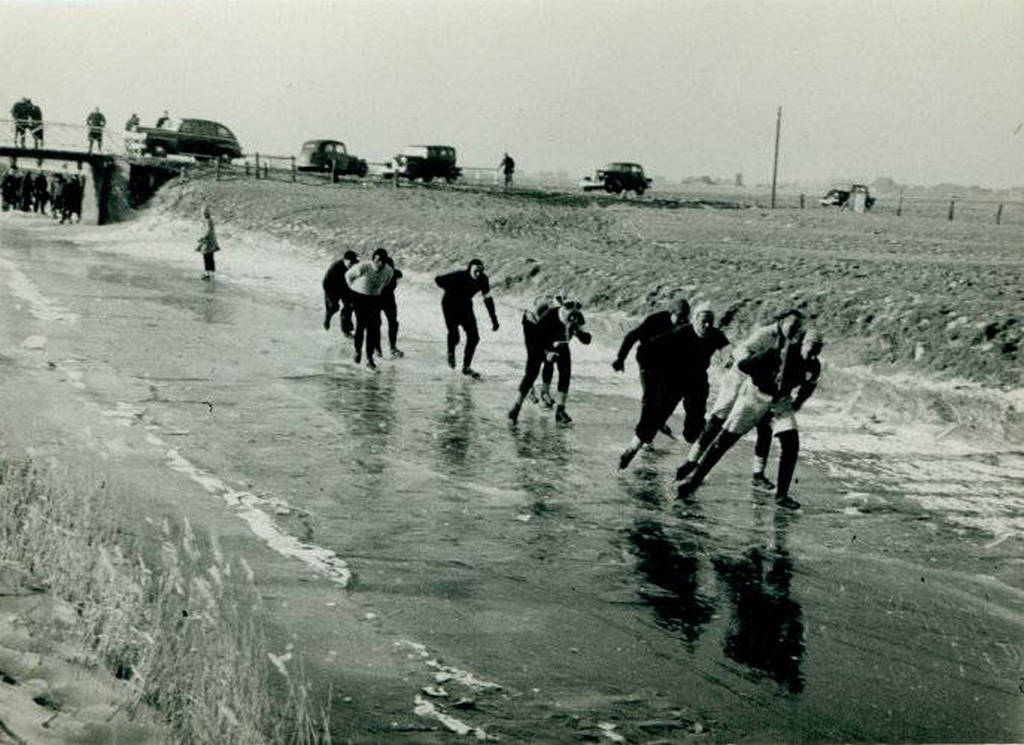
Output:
[1,120,185,225]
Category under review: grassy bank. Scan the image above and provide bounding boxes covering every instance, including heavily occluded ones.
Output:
[155,176,1022,390]
[0,455,329,745]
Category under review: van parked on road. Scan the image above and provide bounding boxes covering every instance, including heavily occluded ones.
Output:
[392,145,460,183]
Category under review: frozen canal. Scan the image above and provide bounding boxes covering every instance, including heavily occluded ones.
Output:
[0,211,1021,743]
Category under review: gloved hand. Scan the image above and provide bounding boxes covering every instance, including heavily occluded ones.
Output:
[612,358,624,372]
[576,330,592,344]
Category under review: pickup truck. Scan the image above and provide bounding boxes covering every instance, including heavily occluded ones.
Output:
[130,118,243,161]
[580,162,651,195]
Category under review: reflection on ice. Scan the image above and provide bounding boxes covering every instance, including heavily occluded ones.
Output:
[712,508,804,694]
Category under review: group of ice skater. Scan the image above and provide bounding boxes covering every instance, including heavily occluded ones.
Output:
[612,298,822,509]
[320,245,823,510]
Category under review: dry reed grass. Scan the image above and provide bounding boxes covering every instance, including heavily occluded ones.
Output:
[0,456,331,745]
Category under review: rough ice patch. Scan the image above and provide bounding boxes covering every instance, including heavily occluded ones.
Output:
[162,448,351,587]
[0,256,79,322]
[413,694,489,740]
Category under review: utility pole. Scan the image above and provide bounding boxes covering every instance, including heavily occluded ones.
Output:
[770,106,782,209]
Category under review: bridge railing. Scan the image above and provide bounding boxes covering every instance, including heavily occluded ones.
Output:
[0,118,129,155]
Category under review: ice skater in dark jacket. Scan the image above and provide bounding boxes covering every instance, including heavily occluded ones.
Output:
[322,249,359,335]
[613,295,692,469]
[508,296,591,424]
[375,255,404,358]
[435,258,499,378]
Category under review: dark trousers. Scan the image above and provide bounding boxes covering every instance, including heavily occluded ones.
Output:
[324,291,354,335]
[442,303,479,369]
[203,252,215,272]
[679,381,709,443]
[380,292,398,351]
[352,293,381,361]
[516,318,571,396]
[635,368,683,443]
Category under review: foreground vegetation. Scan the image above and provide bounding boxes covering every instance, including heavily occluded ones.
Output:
[0,456,330,745]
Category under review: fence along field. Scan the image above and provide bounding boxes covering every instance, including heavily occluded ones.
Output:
[3,117,1021,226]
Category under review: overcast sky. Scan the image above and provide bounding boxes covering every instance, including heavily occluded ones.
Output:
[1,0,1021,187]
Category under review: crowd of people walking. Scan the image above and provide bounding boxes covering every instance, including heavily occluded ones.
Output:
[0,165,85,223]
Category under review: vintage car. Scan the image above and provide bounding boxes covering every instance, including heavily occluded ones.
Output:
[296,139,368,179]
[820,184,875,209]
[580,162,652,195]
[133,118,242,161]
[392,145,460,182]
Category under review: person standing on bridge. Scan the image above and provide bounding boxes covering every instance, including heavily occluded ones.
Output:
[435,259,499,378]
[155,110,171,129]
[195,205,220,280]
[86,107,106,153]
[125,113,140,131]
[499,152,515,190]
[10,98,30,147]
[28,100,43,149]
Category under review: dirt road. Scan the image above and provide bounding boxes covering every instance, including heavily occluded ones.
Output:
[1,212,1021,743]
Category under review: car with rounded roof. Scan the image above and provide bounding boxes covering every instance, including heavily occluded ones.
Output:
[135,118,242,161]
[297,139,368,179]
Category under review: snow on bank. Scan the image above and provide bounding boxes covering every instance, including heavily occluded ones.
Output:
[51,211,1024,545]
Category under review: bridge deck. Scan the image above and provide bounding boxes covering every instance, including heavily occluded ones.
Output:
[0,147,115,167]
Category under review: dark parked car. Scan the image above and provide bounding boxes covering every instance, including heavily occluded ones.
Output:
[134,118,242,161]
[580,162,652,195]
[297,139,368,179]
[393,145,460,183]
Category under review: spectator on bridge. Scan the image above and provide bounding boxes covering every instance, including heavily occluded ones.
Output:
[125,113,140,131]
[86,107,106,153]
[10,98,31,147]
[155,110,171,129]
[499,152,515,189]
[28,100,43,148]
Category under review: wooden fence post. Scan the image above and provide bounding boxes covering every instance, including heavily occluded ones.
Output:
[263,162,269,179]
[896,193,903,217]
[799,193,805,209]
[291,156,296,182]
[254,153,260,180]
[215,158,221,181]
[331,158,337,184]
[995,203,1003,225]
[947,198,955,221]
